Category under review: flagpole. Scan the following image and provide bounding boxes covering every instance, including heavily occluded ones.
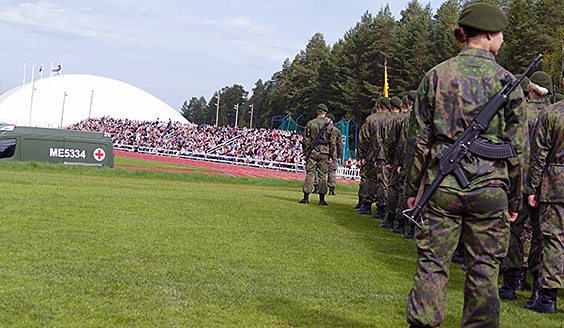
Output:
[30,63,35,126]
[40,62,44,80]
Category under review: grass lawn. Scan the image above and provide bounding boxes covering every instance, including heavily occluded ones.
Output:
[0,161,562,327]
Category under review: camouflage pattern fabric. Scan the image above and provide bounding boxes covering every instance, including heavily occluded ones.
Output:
[527,101,564,288]
[327,125,343,188]
[358,111,389,203]
[502,97,551,271]
[375,112,399,207]
[302,115,334,194]
[384,111,409,215]
[407,186,510,327]
[538,203,564,289]
[404,47,526,327]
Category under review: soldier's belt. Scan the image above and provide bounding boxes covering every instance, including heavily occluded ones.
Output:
[317,140,330,145]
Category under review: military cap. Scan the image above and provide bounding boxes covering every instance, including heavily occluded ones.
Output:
[402,95,409,106]
[407,90,417,102]
[529,71,553,96]
[457,2,508,33]
[390,96,402,109]
[326,113,335,122]
[317,104,328,112]
[555,93,564,103]
[378,97,390,108]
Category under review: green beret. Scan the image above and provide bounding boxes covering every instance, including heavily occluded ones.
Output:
[390,96,402,109]
[457,2,508,33]
[317,104,328,112]
[407,90,417,102]
[529,71,553,95]
[402,95,409,106]
[378,97,390,108]
[326,113,335,122]
[554,93,564,104]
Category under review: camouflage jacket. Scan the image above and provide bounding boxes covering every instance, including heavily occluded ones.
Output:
[385,111,410,166]
[358,111,388,161]
[522,97,552,184]
[302,115,335,158]
[404,47,526,212]
[527,101,564,202]
[329,125,343,161]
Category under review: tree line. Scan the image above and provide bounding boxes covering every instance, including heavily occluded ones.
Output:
[181,0,564,130]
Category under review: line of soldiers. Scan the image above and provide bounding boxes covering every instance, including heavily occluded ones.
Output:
[355,92,417,238]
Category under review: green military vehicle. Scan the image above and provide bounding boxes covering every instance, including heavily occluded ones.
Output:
[0,125,114,167]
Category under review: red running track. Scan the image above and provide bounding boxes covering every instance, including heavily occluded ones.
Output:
[115,150,358,184]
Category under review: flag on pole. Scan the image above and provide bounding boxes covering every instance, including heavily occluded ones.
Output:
[383,59,389,97]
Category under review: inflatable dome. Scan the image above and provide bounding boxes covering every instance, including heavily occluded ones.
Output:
[0,74,189,128]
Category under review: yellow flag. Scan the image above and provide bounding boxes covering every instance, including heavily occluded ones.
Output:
[383,59,389,97]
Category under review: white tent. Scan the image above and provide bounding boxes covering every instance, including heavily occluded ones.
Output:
[0,74,189,128]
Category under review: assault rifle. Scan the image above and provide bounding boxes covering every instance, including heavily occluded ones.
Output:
[403,54,543,228]
[304,121,331,162]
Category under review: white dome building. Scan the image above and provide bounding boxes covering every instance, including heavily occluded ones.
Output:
[0,74,189,128]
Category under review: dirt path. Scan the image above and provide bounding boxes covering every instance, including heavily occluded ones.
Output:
[115,150,358,184]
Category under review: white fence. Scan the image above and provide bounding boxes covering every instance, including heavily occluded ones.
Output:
[114,144,360,181]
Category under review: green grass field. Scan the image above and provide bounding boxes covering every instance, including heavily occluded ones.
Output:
[0,161,562,327]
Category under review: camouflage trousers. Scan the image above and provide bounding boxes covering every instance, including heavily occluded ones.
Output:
[303,152,329,194]
[387,166,401,215]
[407,186,510,328]
[538,202,564,289]
[375,159,388,207]
[528,205,542,277]
[395,168,408,217]
[501,197,534,271]
[358,160,378,203]
[327,159,338,188]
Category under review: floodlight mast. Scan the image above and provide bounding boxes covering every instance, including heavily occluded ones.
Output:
[215,94,220,127]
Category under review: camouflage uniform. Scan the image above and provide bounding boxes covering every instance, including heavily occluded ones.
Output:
[327,124,343,188]
[527,101,564,291]
[404,47,526,327]
[502,97,551,276]
[376,112,398,210]
[302,115,334,195]
[358,111,388,205]
[384,111,408,218]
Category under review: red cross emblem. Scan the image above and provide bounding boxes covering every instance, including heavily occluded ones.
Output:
[93,148,106,161]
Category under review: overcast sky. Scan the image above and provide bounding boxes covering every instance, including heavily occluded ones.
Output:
[0,0,447,112]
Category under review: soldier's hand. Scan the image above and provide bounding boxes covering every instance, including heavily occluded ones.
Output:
[328,158,332,163]
[407,197,416,209]
[528,194,540,208]
[509,212,518,222]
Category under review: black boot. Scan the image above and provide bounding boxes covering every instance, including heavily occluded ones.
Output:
[379,214,394,229]
[319,193,328,206]
[525,275,541,309]
[371,206,385,219]
[498,269,518,301]
[353,196,362,209]
[298,193,309,204]
[402,223,415,239]
[312,185,319,194]
[515,268,532,292]
[358,202,372,215]
[391,218,406,234]
[328,186,336,196]
[527,288,558,314]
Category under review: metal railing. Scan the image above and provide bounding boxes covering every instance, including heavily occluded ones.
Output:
[114,144,360,181]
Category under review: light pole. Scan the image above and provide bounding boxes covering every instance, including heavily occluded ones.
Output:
[249,104,254,128]
[234,103,239,127]
[60,92,67,128]
[215,93,220,127]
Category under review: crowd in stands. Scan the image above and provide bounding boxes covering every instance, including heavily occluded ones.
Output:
[68,117,305,165]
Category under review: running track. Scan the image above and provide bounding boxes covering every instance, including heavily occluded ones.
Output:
[115,150,358,184]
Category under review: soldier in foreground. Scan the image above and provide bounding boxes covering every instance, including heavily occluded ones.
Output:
[404,3,526,327]
[299,104,334,206]
[326,114,343,196]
